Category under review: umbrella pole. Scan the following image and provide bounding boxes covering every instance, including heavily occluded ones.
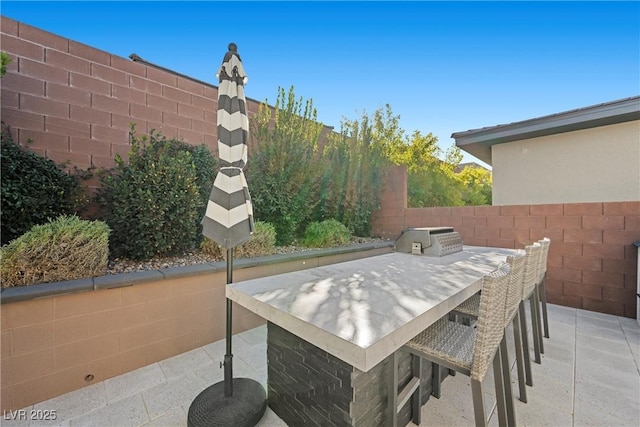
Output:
[224,247,234,397]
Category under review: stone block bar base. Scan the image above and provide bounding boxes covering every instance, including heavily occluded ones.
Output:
[267,322,449,426]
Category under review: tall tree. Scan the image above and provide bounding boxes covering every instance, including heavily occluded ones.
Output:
[318,108,392,236]
[456,165,493,205]
[248,86,323,245]
[379,126,466,207]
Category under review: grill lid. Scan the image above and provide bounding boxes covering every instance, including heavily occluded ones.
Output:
[395,227,463,257]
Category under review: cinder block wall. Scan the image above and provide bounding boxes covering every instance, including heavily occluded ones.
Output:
[1,17,228,172]
[0,15,341,221]
[0,272,260,412]
[373,166,640,318]
[0,17,336,185]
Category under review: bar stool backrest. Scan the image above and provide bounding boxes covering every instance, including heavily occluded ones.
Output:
[471,262,511,381]
[537,238,551,283]
[522,243,541,300]
[505,250,526,325]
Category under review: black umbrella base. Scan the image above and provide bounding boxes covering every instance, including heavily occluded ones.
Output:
[187,378,267,427]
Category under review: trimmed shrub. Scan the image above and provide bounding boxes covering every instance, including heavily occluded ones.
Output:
[0,215,110,288]
[1,127,84,245]
[143,137,217,245]
[99,128,202,260]
[302,219,351,248]
[201,221,277,259]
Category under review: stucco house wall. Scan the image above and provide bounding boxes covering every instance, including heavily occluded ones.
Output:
[452,96,640,207]
[492,120,640,205]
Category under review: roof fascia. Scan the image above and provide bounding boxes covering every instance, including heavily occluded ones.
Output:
[452,97,640,165]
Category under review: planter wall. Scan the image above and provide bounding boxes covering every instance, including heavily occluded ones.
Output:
[0,243,393,411]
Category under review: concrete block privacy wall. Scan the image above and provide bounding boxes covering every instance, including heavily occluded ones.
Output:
[0,16,335,191]
[0,17,221,172]
[372,166,640,318]
[1,272,254,411]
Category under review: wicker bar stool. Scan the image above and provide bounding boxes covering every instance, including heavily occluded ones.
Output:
[397,263,512,427]
[450,251,529,404]
[500,252,527,411]
[536,238,551,339]
[519,242,543,390]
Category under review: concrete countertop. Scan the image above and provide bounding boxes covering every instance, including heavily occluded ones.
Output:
[227,245,517,372]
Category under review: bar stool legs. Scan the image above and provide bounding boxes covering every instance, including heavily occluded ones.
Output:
[411,356,423,425]
[470,379,487,427]
[519,301,533,386]
[536,238,551,340]
[390,352,423,427]
[512,312,528,402]
[530,293,543,362]
[539,280,550,338]
[500,336,517,426]
[390,352,399,427]
[493,347,508,427]
[432,364,442,398]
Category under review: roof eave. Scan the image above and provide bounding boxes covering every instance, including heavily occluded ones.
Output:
[452,96,640,165]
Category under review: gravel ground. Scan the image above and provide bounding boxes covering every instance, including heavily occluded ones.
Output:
[106,237,390,275]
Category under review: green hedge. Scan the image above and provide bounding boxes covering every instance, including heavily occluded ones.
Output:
[303,219,351,248]
[1,126,84,245]
[98,128,211,260]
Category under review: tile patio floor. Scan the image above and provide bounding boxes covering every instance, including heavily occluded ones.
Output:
[2,304,639,426]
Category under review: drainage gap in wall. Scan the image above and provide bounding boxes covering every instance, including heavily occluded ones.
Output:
[84,374,95,382]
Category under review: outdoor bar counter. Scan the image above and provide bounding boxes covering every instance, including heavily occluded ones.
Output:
[227,246,517,426]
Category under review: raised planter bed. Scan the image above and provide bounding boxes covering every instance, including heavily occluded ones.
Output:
[0,242,393,411]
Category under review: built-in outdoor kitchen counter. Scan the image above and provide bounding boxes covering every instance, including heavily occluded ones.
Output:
[227,228,518,426]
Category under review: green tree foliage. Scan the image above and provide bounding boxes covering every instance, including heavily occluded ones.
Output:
[375,115,492,207]
[456,165,492,205]
[317,107,392,236]
[143,136,217,245]
[1,52,11,77]
[98,128,203,260]
[408,143,466,207]
[248,86,323,245]
[1,127,84,245]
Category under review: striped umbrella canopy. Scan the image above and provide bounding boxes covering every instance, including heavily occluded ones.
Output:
[202,43,254,249]
[188,44,267,420]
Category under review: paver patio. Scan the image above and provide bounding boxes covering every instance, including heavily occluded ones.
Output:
[2,304,638,426]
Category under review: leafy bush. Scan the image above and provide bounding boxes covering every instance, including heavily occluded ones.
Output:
[98,128,203,260]
[316,108,390,236]
[302,219,351,248]
[1,126,84,245]
[141,135,217,245]
[201,221,277,259]
[249,86,323,245]
[0,215,110,287]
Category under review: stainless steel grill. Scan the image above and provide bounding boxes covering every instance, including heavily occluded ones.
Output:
[395,227,463,257]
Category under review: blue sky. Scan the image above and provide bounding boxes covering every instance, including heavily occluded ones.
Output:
[2,1,639,167]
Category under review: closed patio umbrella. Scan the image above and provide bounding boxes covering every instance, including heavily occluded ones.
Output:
[188,43,266,427]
